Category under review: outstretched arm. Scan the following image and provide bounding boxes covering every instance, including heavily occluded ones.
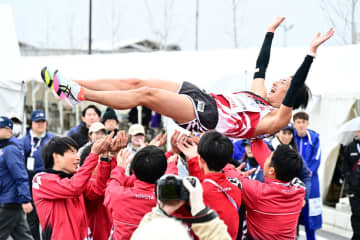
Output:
[251,17,285,98]
[282,28,334,108]
[253,28,334,137]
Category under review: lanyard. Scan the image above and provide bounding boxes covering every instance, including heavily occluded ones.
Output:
[203,178,239,211]
[30,136,42,157]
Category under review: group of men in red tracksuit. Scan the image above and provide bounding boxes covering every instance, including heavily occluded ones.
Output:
[32,128,306,240]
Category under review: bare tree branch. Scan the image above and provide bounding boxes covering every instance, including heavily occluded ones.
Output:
[320,0,360,44]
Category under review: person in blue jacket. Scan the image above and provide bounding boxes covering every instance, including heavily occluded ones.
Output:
[20,110,56,240]
[0,116,33,239]
[232,139,246,161]
[293,112,322,240]
[66,105,101,146]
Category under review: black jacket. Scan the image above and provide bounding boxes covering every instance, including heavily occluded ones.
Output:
[342,138,360,193]
[69,122,89,148]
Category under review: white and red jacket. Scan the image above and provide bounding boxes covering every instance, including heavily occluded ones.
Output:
[104,161,178,240]
[210,91,275,139]
[32,153,110,240]
[223,140,306,240]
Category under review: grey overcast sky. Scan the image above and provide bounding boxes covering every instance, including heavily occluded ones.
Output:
[1,0,357,50]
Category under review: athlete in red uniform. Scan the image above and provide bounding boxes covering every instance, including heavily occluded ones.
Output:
[41,17,333,139]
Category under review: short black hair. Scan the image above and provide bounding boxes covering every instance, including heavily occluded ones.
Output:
[228,158,241,168]
[79,143,93,167]
[293,111,309,121]
[42,137,79,169]
[82,105,101,117]
[198,131,233,171]
[293,83,312,110]
[130,145,167,184]
[269,144,303,182]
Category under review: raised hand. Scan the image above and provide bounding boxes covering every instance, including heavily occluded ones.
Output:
[170,130,181,154]
[149,132,167,147]
[117,149,132,168]
[189,133,200,145]
[176,137,198,160]
[267,16,286,32]
[167,154,179,164]
[91,131,114,155]
[170,130,188,154]
[310,28,334,53]
[109,130,128,153]
[236,162,256,178]
[183,177,205,216]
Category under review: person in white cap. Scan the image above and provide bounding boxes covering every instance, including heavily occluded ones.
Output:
[126,124,146,158]
[78,122,107,157]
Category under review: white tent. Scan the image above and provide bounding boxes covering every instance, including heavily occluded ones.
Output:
[0,4,25,117]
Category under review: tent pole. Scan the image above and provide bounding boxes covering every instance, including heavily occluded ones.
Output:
[21,80,26,136]
[44,88,49,124]
[32,83,41,111]
[57,101,64,134]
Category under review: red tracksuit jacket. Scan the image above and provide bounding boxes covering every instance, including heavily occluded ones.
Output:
[187,157,242,240]
[104,161,178,240]
[84,157,114,240]
[223,140,306,240]
[32,153,110,240]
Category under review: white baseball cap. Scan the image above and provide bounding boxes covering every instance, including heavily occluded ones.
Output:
[128,124,145,136]
[89,122,106,134]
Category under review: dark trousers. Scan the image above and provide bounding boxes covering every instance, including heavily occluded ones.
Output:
[349,193,360,240]
[27,202,40,240]
[0,204,33,240]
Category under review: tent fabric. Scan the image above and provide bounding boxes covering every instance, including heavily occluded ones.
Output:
[318,101,359,199]
[0,4,23,116]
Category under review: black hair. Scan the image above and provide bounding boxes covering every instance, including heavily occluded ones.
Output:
[79,143,93,167]
[82,105,101,117]
[269,144,303,182]
[130,145,167,184]
[293,111,309,121]
[197,131,233,171]
[42,137,79,169]
[293,83,312,110]
[278,129,298,152]
[228,158,241,168]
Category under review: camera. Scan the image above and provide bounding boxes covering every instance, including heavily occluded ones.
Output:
[156,174,190,201]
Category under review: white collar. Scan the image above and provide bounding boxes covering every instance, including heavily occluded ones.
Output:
[30,130,46,139]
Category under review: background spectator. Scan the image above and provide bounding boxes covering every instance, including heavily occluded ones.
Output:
[9,113,24,138]
[293,112,322,240]
[101,107,119,136]
[20,110,56,240]
[0,116,33,240]
[69,105,101,148]
[341,130,360,240]
[78,122,106,157]
[127,124,146,158]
